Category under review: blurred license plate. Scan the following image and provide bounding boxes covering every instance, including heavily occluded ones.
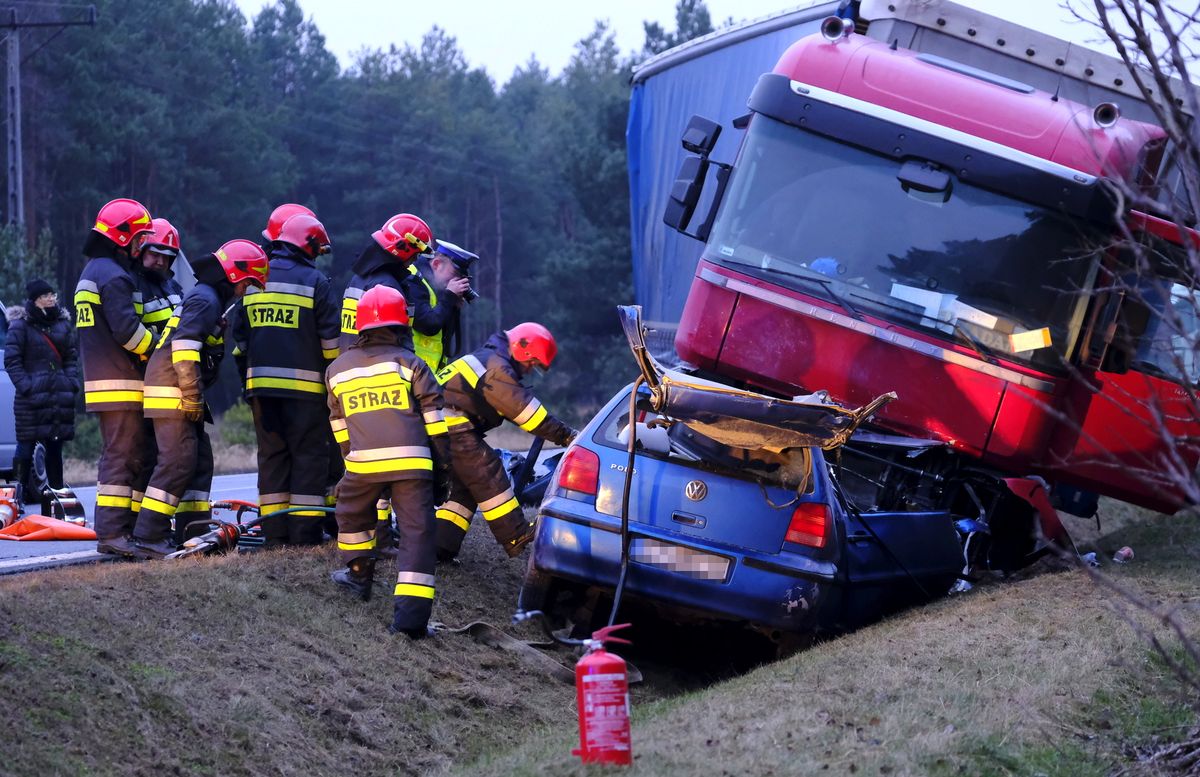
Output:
[630,538,730,581]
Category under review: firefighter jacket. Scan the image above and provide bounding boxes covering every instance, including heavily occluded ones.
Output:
[74,252,156,412]
[402,259,461,372]
[133,267,183,348]
[235,246,340,400]
[143,282,230,419]
[338,243,417,353]
[437,332,575,446]
[325,328,451,483]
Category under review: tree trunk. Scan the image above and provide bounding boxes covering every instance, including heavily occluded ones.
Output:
[492,175,502,332]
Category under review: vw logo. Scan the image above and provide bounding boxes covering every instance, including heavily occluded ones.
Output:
[684,480,708,502]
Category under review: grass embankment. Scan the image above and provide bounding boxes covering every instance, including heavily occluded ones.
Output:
[455,503,1200,776]
[1,500,1196,776]
[0,524,603,776]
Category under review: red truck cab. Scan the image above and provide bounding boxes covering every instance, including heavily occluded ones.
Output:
[668,3,1198,514]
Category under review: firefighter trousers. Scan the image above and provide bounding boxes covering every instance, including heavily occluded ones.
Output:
[131,418,157,518]
[336,474,437,633]
[251,397,330,545]
[94,410,146,541]
[132,417,214,544]
[434,431,532,560]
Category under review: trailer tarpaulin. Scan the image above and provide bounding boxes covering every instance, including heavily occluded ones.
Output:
[626,3,836,327]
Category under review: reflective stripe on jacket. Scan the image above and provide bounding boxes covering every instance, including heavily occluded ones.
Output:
[133,269,183,339]
[436,332,574,446]
[325,337,447,482]
[75,254,153,412]
[238,247,340,400]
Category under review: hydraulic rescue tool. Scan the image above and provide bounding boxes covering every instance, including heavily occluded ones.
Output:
[164,501,335,559]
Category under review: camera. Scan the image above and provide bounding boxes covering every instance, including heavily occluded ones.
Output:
[462,285,479,304]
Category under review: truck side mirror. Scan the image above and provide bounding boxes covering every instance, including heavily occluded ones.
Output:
[663,155,710,233]
[681,115,722,156]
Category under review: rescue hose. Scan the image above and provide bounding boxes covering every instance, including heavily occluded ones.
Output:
[606,375,645,628]
[509,610,644,683]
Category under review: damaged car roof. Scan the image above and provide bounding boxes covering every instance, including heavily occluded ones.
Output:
[618,305,896,451]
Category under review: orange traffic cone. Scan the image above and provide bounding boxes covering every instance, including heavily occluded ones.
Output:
[0,514,97,541]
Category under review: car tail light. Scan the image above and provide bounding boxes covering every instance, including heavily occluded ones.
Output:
[557,446,600,498]
[785,502,828,549]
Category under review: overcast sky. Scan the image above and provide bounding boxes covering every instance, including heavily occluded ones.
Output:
[231,0,1105,84]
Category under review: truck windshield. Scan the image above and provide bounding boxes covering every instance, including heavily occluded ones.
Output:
[705,117,1103,372]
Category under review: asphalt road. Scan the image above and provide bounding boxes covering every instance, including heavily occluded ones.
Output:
[0,472,260,574]
[0,446,559,575]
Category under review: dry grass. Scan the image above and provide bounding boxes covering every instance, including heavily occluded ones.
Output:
[452,508,1200,776]
[0,518,631,776]
[1,494,1195,776]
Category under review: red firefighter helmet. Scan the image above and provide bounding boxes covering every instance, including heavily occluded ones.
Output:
[356,284,410,330]
[92,198,154,248]
[507,322,557,369]
[215,240,270,288]
[371,213,432,261]
[143,218,181,258]
[263,203,315,241]
[277,213,331,258]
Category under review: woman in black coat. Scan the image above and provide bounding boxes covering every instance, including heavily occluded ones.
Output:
[4,278,80,499]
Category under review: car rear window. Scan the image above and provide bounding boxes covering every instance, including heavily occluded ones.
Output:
[592,390,816,494]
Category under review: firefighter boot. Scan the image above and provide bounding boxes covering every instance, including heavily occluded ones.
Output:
[330,557,375,602]
[388,623,436,640]
[376,519,398,559]
[131,537,175,560]
[97,535,142,558]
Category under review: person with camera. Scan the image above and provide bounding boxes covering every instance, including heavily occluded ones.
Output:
[402,239,478,372]
[4,279,79,503]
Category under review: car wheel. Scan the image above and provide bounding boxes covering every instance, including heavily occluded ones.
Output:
[517,566,559,615]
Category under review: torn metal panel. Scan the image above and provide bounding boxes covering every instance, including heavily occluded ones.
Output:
[619,305,896,450]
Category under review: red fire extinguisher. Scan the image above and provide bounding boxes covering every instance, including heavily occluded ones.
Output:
[573,623,634,765]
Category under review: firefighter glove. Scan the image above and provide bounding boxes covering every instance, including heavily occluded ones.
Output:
[181,393,204,422]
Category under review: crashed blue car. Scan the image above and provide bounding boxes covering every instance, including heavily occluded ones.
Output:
[518,307,965,641]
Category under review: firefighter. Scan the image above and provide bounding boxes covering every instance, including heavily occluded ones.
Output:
[134,218,184,341]
[337,212,433,354]
[326,284,451,639]
[401,238,477,373]
[130,218,184,518]
[261,202,315,250]
[234,212,339,546]
[338,213,434,553]
[75,198,158,557]
[434,322,578,561]
[135,241,269,557]
[254,202,335,527]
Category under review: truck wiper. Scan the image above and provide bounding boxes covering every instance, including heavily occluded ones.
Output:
[949,321,1000,366]
[845,291,999,365]
[759,264,864,321]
